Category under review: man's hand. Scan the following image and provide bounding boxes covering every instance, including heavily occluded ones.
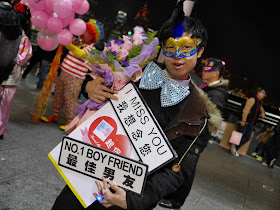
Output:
[261,112,265,119]
[240,121,246,127]
[94,177,127,209]
[86,77,118,103]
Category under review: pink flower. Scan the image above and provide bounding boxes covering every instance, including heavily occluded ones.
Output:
[133,26,145,33]
[133,30,148,46]
[110,41,121,53]
[103,46,110,53]
[122,35,130,42]
[117,49,129,61]
[122,40,132,51]
[133,38,143,46]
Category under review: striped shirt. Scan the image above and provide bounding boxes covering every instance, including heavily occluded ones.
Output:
[60,44,95,79]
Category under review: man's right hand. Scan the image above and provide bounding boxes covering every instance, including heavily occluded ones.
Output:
[85,77,118,104]
[240,121,246,127]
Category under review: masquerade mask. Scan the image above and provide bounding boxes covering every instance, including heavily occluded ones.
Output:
[203,60,218,72]
[163,37,202,58]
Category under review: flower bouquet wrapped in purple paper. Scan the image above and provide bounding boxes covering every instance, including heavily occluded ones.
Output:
[66,26,160,134]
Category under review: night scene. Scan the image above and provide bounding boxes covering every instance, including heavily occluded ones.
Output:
[0,0,279,209]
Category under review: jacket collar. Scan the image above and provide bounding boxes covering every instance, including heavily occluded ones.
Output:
[178,81,208,124]
[164,81,209,139]
[208,79,229,88]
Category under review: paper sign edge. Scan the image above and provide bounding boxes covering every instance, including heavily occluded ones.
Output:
[48,153,88,208]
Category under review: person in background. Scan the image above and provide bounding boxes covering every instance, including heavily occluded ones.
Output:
[200,58,229,113]
[262,123,280,168]
[231,87,266,156]
[0,0,23,85]
[40,21,103,130]
[189,69,203,86]
[11,0,31,37]
[0,1,32,139]
[251,125,275,162]
[189,58,204,87]
[22,47,57,89]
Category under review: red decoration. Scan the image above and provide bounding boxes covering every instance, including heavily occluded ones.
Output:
[88,116,132,157]
[14,2,26,14]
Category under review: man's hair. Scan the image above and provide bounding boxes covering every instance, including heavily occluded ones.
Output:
[157,1,207,50]
[255,87,266,95]
[208,58,225,78]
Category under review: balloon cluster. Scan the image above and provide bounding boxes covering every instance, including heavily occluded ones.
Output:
[24,0,90,51]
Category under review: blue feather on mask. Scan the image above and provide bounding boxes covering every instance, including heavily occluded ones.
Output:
[171,21,184,38]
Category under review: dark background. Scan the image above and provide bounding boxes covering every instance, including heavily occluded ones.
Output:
[92,0,279,109]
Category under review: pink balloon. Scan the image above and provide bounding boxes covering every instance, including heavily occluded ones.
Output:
[44,6,54,16]
[45,0,55,10]
[69,18,86,36]
[47,17,63,33]
[31,10,48,29]
[37,29,59,51]
[57,29,73,46]
[41,29,56,35]
[28,0,46,11]
[61,11,75,27]
[37,38,54,51]
[75,0,89,15]
[72,0,82,11]
[53,0,73,19]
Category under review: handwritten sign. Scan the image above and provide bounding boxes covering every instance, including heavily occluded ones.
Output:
[59,137,148,195]
[110,83,177,173]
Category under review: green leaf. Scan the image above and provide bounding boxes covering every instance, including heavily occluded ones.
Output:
[106,51,117,61]
[145,31,158,45]
[89,49,101,55]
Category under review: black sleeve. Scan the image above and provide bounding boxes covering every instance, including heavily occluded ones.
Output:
[81,74,93,99]
[126,167,185,210]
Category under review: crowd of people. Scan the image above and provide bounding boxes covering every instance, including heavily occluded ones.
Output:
[0,0,279,209]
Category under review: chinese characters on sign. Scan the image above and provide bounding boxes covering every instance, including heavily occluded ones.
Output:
[59,137,148,195]
[110,83,177,173]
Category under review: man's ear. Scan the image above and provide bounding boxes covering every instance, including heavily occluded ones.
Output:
[197,47,204,58]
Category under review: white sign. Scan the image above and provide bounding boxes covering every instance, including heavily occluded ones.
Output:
[110,83,177,173]
[59,137,148,195]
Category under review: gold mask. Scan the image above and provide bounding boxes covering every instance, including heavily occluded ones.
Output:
[163,37,202,58]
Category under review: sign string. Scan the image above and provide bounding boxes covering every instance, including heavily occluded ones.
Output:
[178,118,208,166]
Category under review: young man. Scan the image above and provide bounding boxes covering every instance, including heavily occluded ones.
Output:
[200,58,229,113]
[231,87,266,156]
[51,2,222,209]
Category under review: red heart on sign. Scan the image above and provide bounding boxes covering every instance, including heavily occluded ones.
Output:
[111,134,132,157]
[88,116,132,157]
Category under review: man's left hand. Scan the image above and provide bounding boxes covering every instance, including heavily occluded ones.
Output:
[94,177,127,209]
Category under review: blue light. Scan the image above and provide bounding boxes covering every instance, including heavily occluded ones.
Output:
[96,195,103,202]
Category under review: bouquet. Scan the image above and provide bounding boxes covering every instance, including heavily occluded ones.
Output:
[66,26,160,133]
